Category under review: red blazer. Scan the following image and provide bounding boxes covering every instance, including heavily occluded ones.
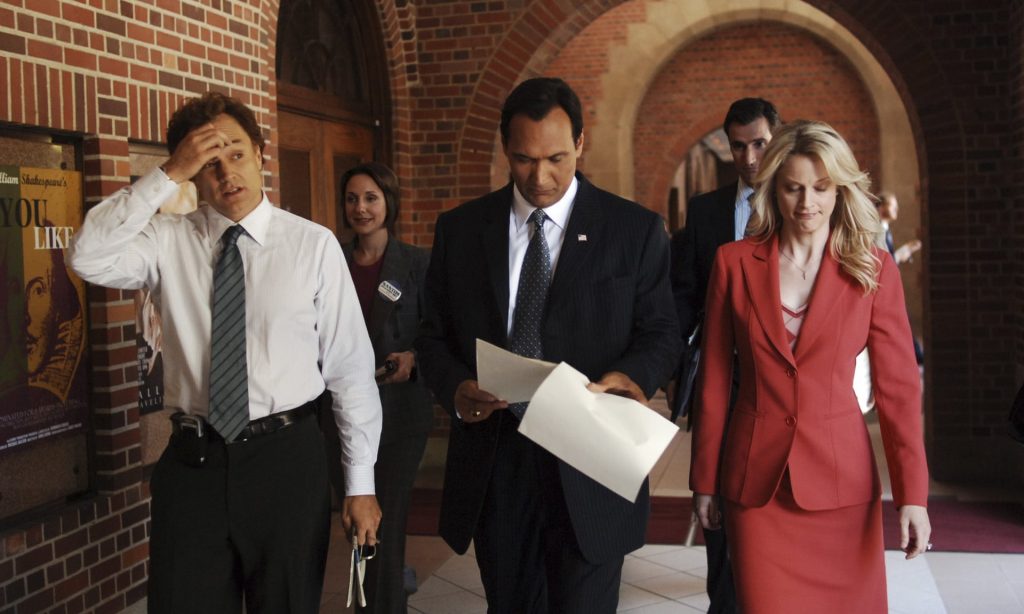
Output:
[689,235,929,510]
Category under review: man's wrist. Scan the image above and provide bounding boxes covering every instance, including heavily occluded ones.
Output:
[158,163,184,184]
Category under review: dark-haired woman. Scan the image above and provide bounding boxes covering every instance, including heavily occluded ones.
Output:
[336,162,433,614]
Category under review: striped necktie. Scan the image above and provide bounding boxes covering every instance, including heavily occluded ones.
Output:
[508,209,551,419]
[208,224,249,441]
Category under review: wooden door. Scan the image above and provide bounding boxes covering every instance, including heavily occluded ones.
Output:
[277,110,374,234]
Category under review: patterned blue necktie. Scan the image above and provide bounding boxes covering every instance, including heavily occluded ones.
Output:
[208,225,249,441]
[508,209,551,419]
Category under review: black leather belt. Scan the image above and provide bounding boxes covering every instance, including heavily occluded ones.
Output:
[173,402,317,443]
[171,403,315,442]
[232,401,316,443]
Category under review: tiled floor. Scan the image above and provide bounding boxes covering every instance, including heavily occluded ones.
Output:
[318,395,1024,613]
[321,536,1024,613]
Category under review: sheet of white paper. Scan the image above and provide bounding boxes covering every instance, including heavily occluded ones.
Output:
[518,362,679,502]
[476,339,557,403]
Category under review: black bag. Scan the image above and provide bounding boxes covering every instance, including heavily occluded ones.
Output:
[1010,382,1024,444]
[670,317,701,425]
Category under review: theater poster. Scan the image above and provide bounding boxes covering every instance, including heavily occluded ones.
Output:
[0,166,87,453]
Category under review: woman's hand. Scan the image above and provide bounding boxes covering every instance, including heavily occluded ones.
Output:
[898,504,931,559]
[694,493,722,530]
[378,351,415,384]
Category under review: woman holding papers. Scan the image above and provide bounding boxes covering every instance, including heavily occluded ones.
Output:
[334,162,433,614]
[690,120,930,614]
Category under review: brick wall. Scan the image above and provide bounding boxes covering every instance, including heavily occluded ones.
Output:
[389,0,624,246]
[822,0,1022,481]
[1009,0,1024,485]
[544,1,645,175]
[1,485,149,614]
[0,1,280,611]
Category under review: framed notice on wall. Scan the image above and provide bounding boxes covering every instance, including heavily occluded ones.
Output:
[0,166,88,453]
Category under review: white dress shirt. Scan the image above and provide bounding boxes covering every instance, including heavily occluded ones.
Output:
[68,168,382,495]
[734,179,754,241]
[507,178,578,335]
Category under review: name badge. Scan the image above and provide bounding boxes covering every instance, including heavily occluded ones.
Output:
[378,280,402,302]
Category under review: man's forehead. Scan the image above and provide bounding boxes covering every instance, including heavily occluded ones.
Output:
[728,118,771,144]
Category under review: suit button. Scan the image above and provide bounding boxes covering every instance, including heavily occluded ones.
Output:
[786,368,796,378]
[785,416,796,427]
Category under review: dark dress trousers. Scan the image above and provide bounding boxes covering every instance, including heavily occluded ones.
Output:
[671,183,739,614]
[330,237,433,614]
[416,173,680,613]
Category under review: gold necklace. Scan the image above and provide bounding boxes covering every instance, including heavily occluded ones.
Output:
[780,250,814,280]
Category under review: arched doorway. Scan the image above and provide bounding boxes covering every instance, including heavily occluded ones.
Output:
[631,20,882,231]
[275,0,390,234]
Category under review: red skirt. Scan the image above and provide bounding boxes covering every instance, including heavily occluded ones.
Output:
[724,473,887,614]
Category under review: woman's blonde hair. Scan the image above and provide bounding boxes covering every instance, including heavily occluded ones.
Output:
[747,119,882,293]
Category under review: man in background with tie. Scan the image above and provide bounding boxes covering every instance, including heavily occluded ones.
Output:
[670,97,780,614]
[68,92,382,614]
[416,77,679,613]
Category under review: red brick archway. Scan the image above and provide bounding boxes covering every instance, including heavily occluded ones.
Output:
[631,21,880,217]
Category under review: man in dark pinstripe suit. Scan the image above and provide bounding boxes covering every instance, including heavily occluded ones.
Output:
[417,78,680,613]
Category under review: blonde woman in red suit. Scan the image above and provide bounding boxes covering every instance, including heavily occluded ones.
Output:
[690,119,931,614]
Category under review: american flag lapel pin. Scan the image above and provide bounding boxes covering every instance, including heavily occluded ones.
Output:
[577,234,587,242]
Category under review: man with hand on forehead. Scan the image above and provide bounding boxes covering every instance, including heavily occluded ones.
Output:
[68,92,382,614]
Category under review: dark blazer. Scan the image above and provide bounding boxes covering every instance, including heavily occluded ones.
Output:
[690,236,929,509]
[671,183,738,339]
[343,237,433,614]
[415,173,681,563]
[343,236,433,445]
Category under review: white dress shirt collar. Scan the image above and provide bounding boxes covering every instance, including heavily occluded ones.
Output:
[511,177,578,232]
[203,194,273,246]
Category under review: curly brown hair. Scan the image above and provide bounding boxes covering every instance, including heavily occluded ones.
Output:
[166,92,265,155]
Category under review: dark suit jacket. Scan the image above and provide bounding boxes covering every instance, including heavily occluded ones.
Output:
[690,236,929,509]
[671,183,738,339]
[415,173,681,563]
[343,236,433,446]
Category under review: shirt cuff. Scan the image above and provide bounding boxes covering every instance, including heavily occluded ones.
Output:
[343,464,376,497]
[137,167,182,211]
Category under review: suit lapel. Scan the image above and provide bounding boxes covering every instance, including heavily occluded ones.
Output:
[792,245,850,361]
[741,235,796,368]
[715,183,738,246]
[366,236,404,347]
[482,186,513,341]
[549,175,600,301]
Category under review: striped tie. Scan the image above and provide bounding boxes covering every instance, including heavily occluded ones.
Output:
[508,209,551,419]
[208,224,249,441]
